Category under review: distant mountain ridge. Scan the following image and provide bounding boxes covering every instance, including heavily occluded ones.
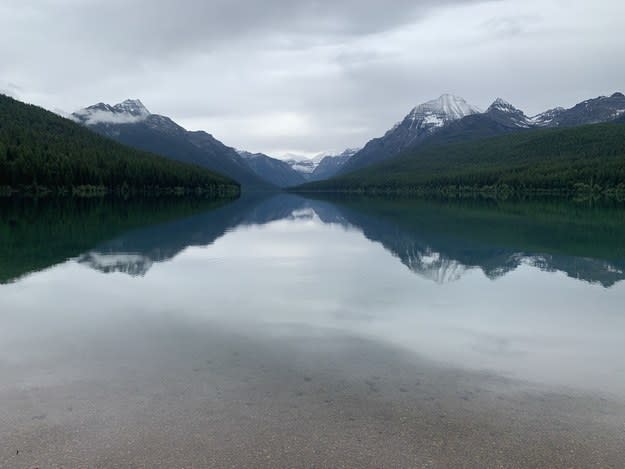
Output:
[284,153,326,177]
[0,94,238,197]
[72,92,625,188]
[72,100,272,189]
[308,148,360,181]
[72,98,357,188]
[340,94,481,174]
[339,92,625,175]
[285,148,360,182]
[237,151,306,187]
[297,122,625,196]
[531,92,625,127]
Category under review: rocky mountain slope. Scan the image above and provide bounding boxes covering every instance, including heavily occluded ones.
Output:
[72,100,270,189]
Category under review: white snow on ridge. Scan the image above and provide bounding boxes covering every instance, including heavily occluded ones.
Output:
[528,107,565,126]
[284,148,362,176]
[488,97,517,112]
[422,114,445,126]
[403,94,481,132]
[114,99,150,117]
[414,94,482,121]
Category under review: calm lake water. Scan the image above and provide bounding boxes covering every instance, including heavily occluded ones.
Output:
[1,194,625,467]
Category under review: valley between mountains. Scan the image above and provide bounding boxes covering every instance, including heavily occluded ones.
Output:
[72,92,625,196]
[2,91,625,197]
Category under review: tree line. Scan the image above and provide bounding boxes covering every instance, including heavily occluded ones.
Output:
[297,123,625,199]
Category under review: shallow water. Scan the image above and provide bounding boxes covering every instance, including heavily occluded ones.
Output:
[2,194,625,467]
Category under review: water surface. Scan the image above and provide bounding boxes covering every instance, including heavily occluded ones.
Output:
[1,195,625,467]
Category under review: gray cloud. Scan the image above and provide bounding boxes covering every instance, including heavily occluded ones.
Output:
[1,0,625,156]
[3,0,482,63]
[0,82,22,98]
[481,15,539,38]
[71,108,148,125]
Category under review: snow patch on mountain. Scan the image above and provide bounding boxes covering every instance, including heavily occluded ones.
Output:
[529,107,565,126]
[283,152,328,174]
[488,97,516,112]
[114,99,150,117]
[415,94,482,121]
[486,98,532,128]
[284,148,361,179]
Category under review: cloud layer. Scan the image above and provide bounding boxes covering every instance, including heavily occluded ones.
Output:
[1,0,624,156]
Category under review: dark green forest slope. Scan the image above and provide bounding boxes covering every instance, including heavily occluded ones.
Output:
[296,123,625,198]
[0,95,239,197]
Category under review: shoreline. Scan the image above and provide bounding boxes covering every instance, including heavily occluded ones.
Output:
[2,327,623,468]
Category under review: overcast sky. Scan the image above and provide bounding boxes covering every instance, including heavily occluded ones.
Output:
[1,0,624,157]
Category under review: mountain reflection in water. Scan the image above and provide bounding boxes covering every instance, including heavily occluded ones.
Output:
[1,194,624,287]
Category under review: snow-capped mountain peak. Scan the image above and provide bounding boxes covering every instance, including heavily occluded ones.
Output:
[403,94,481,132]
[281,153,328,174]
[413,94,481,120]
[488,97,517,112]
[529,107,565,126]
[113,99,150,117]
[340,94,481,174]
[72,98,151,125]
[284,148,361,179]
[485,98,532,128]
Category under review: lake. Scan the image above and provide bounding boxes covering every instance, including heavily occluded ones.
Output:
[1,194,625,467]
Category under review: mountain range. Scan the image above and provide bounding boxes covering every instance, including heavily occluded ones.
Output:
[71,100,359,189]
[71,100,272,189]
[339,92,625,174]
[0,94,238,197]
[284,149,360,181]
[299,122,625,195]
[237,150,306,187]
[283,153,327,176]
[62,91,625,193]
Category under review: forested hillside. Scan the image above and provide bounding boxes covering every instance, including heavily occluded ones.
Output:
[0,95,239,197]
[296,123,625,198]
